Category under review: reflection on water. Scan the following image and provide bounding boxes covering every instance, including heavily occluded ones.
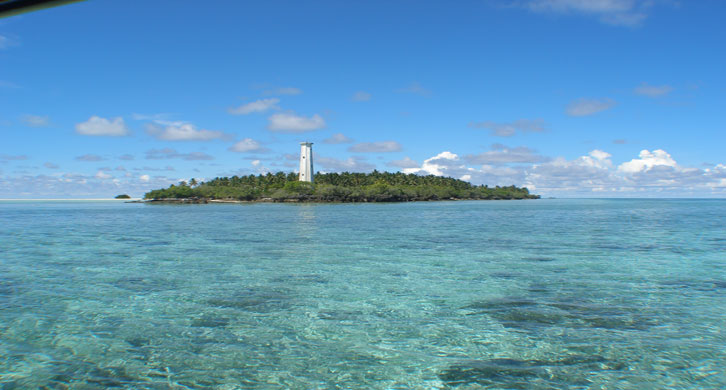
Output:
[293,203,319,241]
[0,199,725,388]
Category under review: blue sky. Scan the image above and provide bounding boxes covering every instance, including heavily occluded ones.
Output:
[1,0,724,198]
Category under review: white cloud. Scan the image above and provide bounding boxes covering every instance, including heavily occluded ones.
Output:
[524,0,653,26]
[316,156,375,172]
[403,151,466,176]
[386,157,420,169]
[228,98,280,115]
[75,154,105,162]
[469,119,546,137]
[43,162,59,169]
[527,0,634,13]
[348,141,402,153]
[634,83,673,97]
[229,138,270,153]
[352,91,371,101]
[395,82,431,97]
[263,87,302,96]
[526,149,722,195]
[566,98,616,116]
[267,112,325,133]
[618,149,676,173]
[589,149,612,161]
[22,115,49,127]
[464,144,550,165]
[393,147,726,197]
[95,170,112,180]
[145,122,225,141]
[133,166,175,172]
[0,170,184,198]
[0,154,28,162]
[600,11,647,26]
[145,148,214,161]
[75,116,130,136]
[323,133,354,144]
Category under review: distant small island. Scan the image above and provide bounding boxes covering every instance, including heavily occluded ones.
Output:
[143,171,538,203]
[115,194,131,199]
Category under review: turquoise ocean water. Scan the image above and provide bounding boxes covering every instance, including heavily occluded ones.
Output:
[1,199,725,389]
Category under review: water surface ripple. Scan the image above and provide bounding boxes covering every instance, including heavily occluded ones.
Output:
[0,199,724,388]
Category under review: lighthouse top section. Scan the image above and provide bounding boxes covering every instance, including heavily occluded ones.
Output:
[299,142,314,182]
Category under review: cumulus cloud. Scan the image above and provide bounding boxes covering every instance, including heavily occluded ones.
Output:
[323,133,354,144]
[464,144,550,165]
[634,83,673,97]
[267,112,325,133]
[229,138,270,153]
[145,122,225,141]
[75,154,105,162]
[524,0,653,26]
[386,157,420,169]
[524,151,615,192]
[263,87,302,96]
[75,116,129,136]
[228,98,280,115]
[618,149,676,173]
[469,119,546,137]
[395,146,726,196]
[395,82,431,97]
[352,91,372,101]
[22,115,49,127]
[566,98,616,116]
[401,152,482,182]
[522,148,717,195]
[316,156,376,172]
[348,141,402,153]
[145,148,214,161]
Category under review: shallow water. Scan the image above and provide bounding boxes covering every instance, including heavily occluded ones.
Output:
[0,199,724,389]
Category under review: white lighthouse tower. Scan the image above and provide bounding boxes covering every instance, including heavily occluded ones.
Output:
[299,142,314,182]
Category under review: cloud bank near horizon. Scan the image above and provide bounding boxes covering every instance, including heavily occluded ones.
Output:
[3,146,724,198]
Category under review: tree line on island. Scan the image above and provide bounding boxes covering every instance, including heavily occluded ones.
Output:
[143,171,538,202]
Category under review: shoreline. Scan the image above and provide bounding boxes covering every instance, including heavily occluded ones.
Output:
[0,198,141,201]
[141,197,538,204]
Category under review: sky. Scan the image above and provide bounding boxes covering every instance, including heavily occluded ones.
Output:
[1,0,725,198]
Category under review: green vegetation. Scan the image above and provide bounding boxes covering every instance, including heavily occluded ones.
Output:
[115,194,131,199]
[144,171,538,202]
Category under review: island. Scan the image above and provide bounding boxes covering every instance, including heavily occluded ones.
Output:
[115,194,131,199]
[143,171,538,203]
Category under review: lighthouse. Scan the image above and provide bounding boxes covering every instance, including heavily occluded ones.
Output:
[299,142,314,182]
